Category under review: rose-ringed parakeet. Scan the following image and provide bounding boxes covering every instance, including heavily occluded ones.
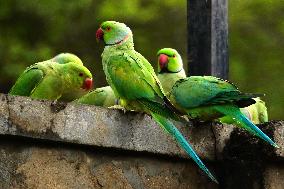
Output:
[157,48,186,94]
[50,53,93,101]
[52,53,118,107]
[157,48,269,124]
[96,21,218,183]
[49,53,93,101]
[168,76,277,147]
[251,97,268,123]
[75,86,118,107]
[9,59,93,101]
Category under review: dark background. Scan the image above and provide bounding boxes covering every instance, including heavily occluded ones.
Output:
[0,0,283,119]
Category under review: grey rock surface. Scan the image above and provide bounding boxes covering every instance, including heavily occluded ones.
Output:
[0,94,215,160]
[271,121,284,158]
[0,94,283,188]
[0,137,218,189]
[264,164,284,189]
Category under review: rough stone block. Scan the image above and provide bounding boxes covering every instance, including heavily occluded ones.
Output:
[0,137,218,189]
[0,94,9,133]
[271,121,284,158]
[0,94,215,160]
[264,164,284,189]
[212,122,235,159]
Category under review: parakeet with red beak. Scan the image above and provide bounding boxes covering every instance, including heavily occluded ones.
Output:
[156,48,274,147]
[158,48,277,147]
[157,48,186,93]
[96,21,218,183]
[9,56,93,101]
[157,48,269,125]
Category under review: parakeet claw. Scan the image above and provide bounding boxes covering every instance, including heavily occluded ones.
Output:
[108,105,127,113]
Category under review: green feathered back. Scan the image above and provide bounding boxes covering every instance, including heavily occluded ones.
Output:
[76,86,117,107]
[103,48,165,104]
[9,60,92,101]
[171,76,242,108]
[9,62,63,100]
[51,53,83,65]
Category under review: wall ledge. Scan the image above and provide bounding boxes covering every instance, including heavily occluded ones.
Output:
[0,93,283,160]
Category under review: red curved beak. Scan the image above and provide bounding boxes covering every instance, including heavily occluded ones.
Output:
[82,78,93,90]
[158,54,169,70]
[96,28,104,42]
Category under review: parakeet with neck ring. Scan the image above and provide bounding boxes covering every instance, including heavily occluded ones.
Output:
[96,21,218,183]
[156,48,275,148]
[156,48,269,125]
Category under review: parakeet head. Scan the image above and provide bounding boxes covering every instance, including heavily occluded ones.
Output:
[63,63,93,91]
[52,53,83,65]
[96,21,133,46]
[157,48,183,74]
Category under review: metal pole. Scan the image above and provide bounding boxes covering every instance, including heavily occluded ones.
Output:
[188,0,228,79]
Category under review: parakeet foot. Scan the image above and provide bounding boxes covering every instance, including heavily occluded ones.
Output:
[108,105,127,113]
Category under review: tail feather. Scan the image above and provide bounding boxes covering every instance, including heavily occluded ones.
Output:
[217,106,278,148]
[151,112,218,183]
[237,113,278,148]
[138,99,188,124]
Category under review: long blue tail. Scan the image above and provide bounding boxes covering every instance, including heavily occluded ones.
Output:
[237,112,278,147]
[217,106,278,148]
[151,112,218,183]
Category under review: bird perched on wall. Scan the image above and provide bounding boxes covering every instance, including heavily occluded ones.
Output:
[168,76,277,147]
[56,52,119,107]
[96,21,218,183]
[52,53,118,107]
[157,48,274,147]
[157,48,186,94]
[157,48,269,124]
[75,86,117,107]
[9,55,93,101]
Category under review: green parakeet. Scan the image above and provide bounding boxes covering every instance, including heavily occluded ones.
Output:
[53,53,118,107]
[250,97,268,123]
[157,48,268,124]
[157,48,186,93]
[9,59,93,101]
[75,86,117,107]
[50,53,92,101]
[168,76,277,147]
[96,21,218,183]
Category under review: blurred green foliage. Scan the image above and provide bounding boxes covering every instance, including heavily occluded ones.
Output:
[0,0,283,119]
[229,0,284,120]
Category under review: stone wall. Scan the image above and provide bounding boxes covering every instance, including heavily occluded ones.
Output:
[0,93,283,189]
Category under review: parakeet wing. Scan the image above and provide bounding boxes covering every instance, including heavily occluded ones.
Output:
[9,66,44,96]
[30,74,63,100]
[172,76,256,109]
[76,86,116,107]
[106,52,164,102]
[10,63,64,100]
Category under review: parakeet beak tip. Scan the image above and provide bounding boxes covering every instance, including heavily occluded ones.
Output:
[83,78,93,90]
[158,54,168,69]
[96,28,104,42]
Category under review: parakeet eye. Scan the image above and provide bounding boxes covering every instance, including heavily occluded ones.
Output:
[106,27,111,31]
[173,54,176,58]
[79,73,84,77]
